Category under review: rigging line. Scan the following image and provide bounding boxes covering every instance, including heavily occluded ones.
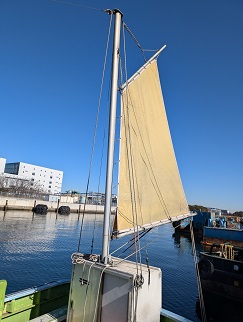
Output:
[119,53,165,260]
[112,220,183,264]
[90,126,106,254]
[120,58,172,219]
[50,0,103,12]
[125,83,173,221]
[122,25,142,275]
[82,261,96,322]
[92,266,109,322]
[91,93,111,253]
[113,221,181,259]
[117,209,134,225]
[190,221,207,322]
[113,221,183,266]
[123,21,147,62]
[121,67,141,273]
[115,229,152,258]
[127,73,172,218]
[122,23,143,261]
[77,13,113,252]
[143,49,159,52]
[131,138,153,265]
[135,178,151,268]
[124,88,171,221]
[122,25,142,270]
[110,229,149,256]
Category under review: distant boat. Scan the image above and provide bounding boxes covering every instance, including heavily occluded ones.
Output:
[1,8,195,322]
[173,211,213,235]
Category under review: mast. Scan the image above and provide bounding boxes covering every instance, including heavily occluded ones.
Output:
[102,9,122,264]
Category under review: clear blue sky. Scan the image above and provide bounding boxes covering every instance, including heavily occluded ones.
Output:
[0,0,242,212]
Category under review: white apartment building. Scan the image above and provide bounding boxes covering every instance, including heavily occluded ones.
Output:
[0,158,6,173]
[1,158,63,194]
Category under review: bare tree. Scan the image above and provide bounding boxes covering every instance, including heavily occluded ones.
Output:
[0,174,48,199]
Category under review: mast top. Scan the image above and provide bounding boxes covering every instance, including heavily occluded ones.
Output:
[104,8,123,17]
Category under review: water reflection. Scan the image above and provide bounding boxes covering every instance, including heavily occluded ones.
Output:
[1,211,230,321]
[196,292,242,322]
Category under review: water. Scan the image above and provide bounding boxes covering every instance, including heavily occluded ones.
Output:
[0,211,241,321]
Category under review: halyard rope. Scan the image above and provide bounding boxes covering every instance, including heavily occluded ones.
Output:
[77,13,113,252]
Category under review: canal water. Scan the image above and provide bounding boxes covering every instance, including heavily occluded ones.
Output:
[0,211,242,321]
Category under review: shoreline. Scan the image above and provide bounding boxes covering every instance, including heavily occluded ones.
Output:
[0,196,116,214]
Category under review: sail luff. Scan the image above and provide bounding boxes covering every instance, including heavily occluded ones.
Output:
[114,59,189,237]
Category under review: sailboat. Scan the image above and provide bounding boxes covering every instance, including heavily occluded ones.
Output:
[67,8,191,322]
[0,9,194,322]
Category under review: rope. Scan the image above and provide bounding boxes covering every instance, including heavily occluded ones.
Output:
[90,14,113,255]
[122,84,173,222]
[92,266,109,322]
[113,221,183,265]
[189,220,207,322]
[119,23,174,223]
[77,13,113,252]
[71,252,85,264]
[82,261,96,322]
[123,22,147,62]
[50,0,103,12]
[121,23,142,277]
[91,129,106,254]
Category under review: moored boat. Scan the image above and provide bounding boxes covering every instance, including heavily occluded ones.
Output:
[198,243,243,302]
[202,226,243,248]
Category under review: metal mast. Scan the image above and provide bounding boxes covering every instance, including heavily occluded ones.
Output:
[102,9,122,264]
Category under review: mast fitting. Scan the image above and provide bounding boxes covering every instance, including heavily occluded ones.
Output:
[104,8,123,17]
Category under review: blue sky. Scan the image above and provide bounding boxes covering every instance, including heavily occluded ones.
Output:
[0,0,242,212]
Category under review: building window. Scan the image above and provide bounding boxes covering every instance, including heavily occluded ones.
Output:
[32,173,35,175]
[49,181,52,184]
[50,176,52,179]
[49,185,51,188]
[31,178,34,181]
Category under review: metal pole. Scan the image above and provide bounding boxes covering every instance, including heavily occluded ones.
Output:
[102,9,122,264]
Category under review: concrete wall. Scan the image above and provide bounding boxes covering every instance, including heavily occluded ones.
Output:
[0,196,112,213]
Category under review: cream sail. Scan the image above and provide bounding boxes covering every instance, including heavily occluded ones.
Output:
[113,56,190,237]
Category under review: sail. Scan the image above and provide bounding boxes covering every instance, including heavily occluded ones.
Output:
[113,58,190,237]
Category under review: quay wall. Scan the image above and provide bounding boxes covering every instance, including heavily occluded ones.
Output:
[0,196,114,214]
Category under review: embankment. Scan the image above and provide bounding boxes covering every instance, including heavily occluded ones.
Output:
[0,196,114,214]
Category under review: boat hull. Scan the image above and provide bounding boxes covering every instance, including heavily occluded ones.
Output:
[199,251,243,302]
